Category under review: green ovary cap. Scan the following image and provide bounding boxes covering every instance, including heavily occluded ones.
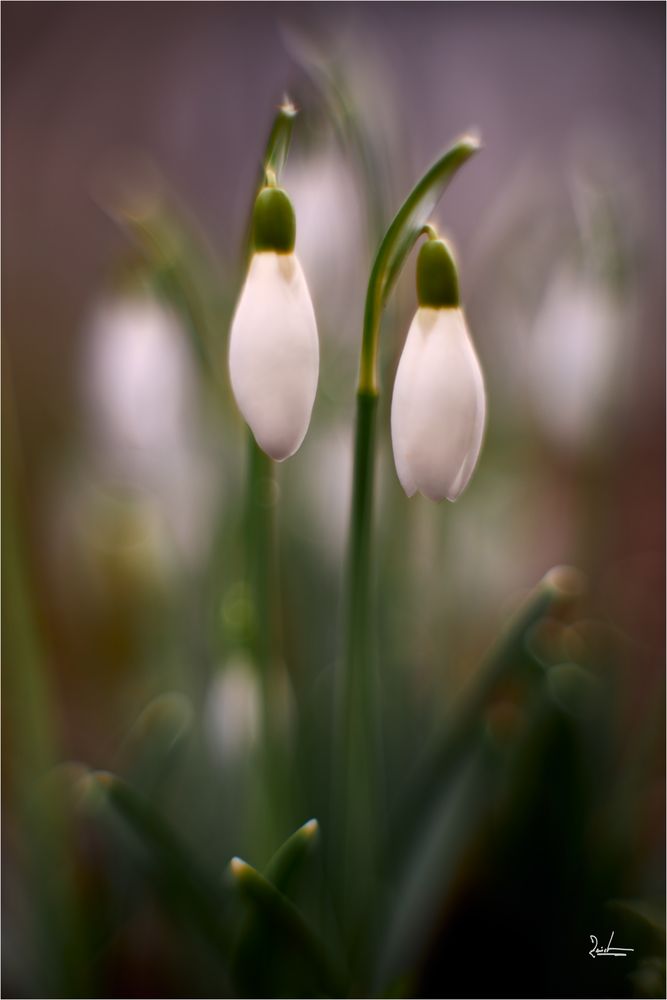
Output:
[252,187,296,253]
[416,238,460,308]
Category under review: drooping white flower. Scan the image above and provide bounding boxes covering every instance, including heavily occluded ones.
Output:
[229,186,319,461]
[391,238,486,502]
[204,657,261,761]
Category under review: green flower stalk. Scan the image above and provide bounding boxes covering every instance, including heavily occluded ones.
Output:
[337,134,481,936]
[231,101,303,854]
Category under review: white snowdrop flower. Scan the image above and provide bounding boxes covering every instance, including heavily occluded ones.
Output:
[529,266,620,452]
[229,186,319,461]
[86,294,194,459]
[83,292,219,567]
[205,657,262,761]
[391,237,486,501]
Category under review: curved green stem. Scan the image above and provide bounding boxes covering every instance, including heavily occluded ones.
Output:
[337,135,481,960]
[358,133,480,395]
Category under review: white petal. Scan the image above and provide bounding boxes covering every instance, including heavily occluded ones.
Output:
[391,307,486,502]
[229,252,319,461]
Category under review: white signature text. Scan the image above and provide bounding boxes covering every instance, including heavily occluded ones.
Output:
[589,931,634,958]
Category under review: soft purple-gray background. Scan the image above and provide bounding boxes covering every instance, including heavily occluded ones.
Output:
[3,1,665,754]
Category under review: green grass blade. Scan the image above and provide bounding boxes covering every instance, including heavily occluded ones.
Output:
[262,96,298,180]
[388,566,584,861]
[116,691,194,798]
[374,742,498,994]
[264,817,320,893]
[84,772,233,959]
[229,855,345,998]
[3,388,91,997]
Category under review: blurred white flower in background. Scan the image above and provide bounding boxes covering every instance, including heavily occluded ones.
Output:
[294,421,352,564]
[283,145,365,344]
[529,266,622,453]
[467,155,639,458]
[204,657,262,762]
[82,293,218,568]
[204,655,295,763]
[86,295,194,459]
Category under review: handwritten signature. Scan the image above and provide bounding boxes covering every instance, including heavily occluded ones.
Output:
[589,931,634,958]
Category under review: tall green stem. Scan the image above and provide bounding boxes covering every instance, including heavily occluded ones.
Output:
[241,101,297,855]
[337,135,481,962]
[245,434,274,678]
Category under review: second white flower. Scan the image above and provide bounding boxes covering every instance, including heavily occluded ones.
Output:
[391,238,486,501]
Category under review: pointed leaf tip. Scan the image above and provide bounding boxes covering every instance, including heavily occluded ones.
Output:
[543,565,586,600]
[230,856,251,880]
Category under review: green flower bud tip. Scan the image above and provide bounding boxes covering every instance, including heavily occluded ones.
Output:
[252,186,296,253]
[417,237,460,308]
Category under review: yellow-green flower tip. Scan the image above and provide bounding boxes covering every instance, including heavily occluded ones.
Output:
[252,187,296,253]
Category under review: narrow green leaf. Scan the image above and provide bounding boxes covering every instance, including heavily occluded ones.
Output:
[284,31,392,243]
[229,855,345,998]
[376,667,571,995]
[262,96,298,181]
[388,566,585,862]
[232,820,323,997]
[117,691,194,797]
[105,188,228,384]
[607,899,666,951]
[264,817,320,893]
[374,743,497,993]
[83,772,233,959]
[4,392,91,998]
